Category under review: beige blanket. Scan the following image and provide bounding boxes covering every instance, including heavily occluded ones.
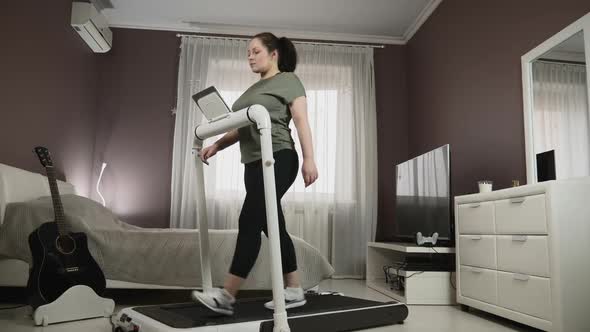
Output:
[0,195,334,289]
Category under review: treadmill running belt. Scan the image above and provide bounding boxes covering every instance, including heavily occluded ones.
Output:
[133,294,407,329]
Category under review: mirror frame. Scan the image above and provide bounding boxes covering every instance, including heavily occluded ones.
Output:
[521,12,590,184]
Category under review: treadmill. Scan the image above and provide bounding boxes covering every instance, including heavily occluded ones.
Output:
[111,87,409,332]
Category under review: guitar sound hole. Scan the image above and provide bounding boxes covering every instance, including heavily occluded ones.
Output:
[55,235,76,255]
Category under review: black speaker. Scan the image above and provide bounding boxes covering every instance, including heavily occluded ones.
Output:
[536,150,556,182]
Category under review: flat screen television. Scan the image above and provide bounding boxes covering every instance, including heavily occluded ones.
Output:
[392,144,453,246]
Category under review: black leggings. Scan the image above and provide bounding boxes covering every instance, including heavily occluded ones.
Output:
[229,149,299,278]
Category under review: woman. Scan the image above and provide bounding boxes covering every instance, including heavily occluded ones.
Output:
[192,32,318,315]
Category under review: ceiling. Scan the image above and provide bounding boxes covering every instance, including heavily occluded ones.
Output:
[101,0,443,44]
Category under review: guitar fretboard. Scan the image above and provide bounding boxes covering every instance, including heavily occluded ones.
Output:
[46,166,68,236]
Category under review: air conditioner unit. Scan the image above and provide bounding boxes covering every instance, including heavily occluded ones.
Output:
[71,2,112,53]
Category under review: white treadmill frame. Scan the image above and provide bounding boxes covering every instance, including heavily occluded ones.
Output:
[112,103,410,331]
[193,104,290,332]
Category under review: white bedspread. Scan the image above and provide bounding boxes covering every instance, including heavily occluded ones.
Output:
[0,195,334,289]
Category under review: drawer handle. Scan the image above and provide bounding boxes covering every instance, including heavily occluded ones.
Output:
[471,268,483,273]
[471,236,482,240]
[469,203,481,208]
[509,197,526,204]
[513,273,530,281]
[512,235,528,242]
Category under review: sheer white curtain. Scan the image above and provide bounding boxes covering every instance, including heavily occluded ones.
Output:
[171,37,377,277]
[533,61,590,179]
[170,37,255,231]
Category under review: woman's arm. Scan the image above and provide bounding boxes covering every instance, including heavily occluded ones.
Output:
[198,129,239,164]
[214,129,240,150]
[290,96,318,187]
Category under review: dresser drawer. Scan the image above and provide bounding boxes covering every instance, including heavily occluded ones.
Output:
[457,202,494,234]
[497,271,552,320]
[495,194,547,234]
[460,266,497,305]
[497,235,550,277]
[459,235,496,269]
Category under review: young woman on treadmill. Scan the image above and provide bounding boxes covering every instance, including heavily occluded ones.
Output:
[192,32,318,315]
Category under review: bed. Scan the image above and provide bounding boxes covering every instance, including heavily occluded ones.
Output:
[0,163,334,290]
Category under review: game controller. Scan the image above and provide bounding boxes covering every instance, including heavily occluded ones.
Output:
[416,232,439,246]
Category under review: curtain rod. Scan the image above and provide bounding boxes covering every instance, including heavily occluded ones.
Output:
[176,33,384,49]
[538,58,586,66]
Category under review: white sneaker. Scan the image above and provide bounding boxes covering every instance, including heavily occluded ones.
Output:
[264,287,307,310]
[191,288,236,315]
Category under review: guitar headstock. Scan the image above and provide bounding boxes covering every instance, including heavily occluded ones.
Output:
[34,146,53,168]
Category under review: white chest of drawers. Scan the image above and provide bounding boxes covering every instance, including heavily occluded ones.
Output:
[455,178,590,332]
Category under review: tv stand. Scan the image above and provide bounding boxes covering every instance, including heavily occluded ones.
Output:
[366,242,456,304]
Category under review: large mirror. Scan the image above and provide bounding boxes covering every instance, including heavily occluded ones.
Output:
[522,13,590,184]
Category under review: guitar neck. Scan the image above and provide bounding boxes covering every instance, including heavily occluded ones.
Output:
[45,166,67,235]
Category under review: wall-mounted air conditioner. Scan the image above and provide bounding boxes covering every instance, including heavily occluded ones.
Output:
[71,2,112,53]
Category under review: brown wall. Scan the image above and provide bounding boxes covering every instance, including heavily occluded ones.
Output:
[92,28,178,228]
[0,1,99,196]
[407,0,590,198]
[374,46,408,241]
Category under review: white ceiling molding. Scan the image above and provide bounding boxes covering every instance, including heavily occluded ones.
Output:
[403,0,442,41]
[106,0,443,45]
[109,21,407,45]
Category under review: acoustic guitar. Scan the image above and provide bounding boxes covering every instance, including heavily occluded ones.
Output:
[26,146,106,309]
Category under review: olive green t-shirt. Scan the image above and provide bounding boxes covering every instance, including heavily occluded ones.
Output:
[232,72,306,164]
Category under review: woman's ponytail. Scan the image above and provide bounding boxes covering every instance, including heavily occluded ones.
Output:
[253,32,298,72]
[277,37,297,72]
